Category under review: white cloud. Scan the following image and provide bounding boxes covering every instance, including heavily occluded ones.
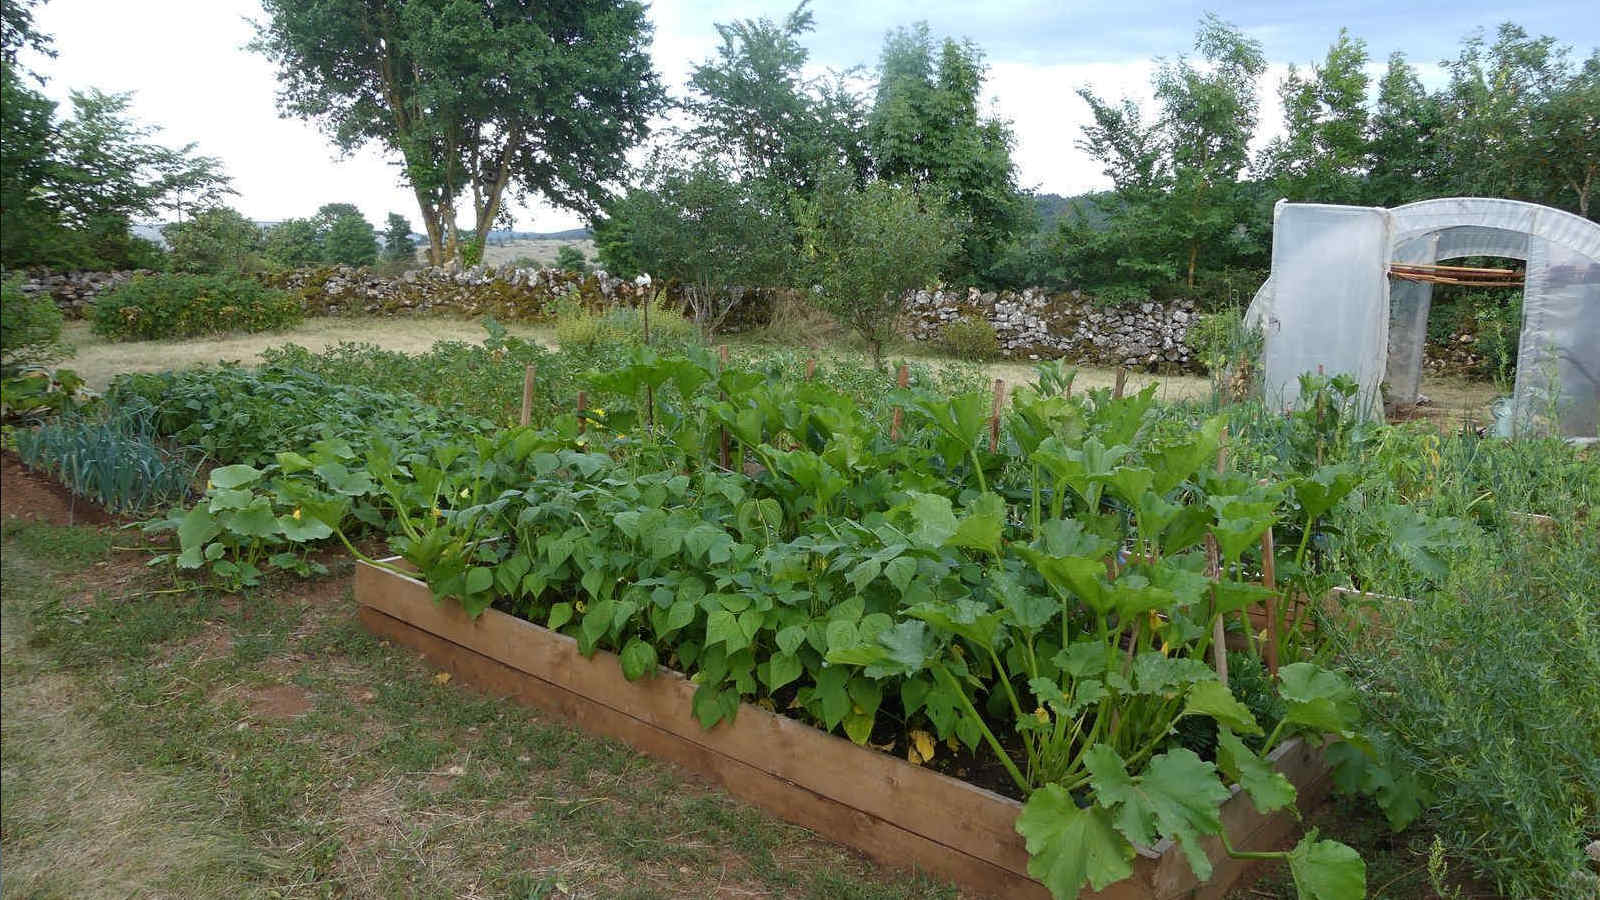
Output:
[15,0,1529,236]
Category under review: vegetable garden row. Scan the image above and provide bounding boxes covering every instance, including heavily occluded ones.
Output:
[10,329,1597,899]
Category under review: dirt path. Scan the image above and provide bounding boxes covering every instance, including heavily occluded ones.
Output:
[59,317,557,390]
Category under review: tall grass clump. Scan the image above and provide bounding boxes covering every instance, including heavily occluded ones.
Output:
[13,405,198,514]
[1332,434,1599,897]
[92,274,302,341]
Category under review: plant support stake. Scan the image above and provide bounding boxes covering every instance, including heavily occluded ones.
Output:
[891,364,908,441]
[990,378,1005,453]
[520,365,535,427]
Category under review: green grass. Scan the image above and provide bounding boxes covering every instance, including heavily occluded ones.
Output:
[1,524,957,899]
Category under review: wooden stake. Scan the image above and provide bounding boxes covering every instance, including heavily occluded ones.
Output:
[890,364,908,441]
[576,390,587,434]
[989,379,1005,453]
[1113,367,1127,399]
[1210,426,1230,687]
[1261,527,1279,676]
[520,364,535,427]
[805,358,816,381]
[718,344,730,469]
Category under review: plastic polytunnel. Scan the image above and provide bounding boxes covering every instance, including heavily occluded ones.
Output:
[1245,198,1600,438]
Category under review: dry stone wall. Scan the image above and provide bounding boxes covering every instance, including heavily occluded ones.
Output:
[905,287,1201,370]
[15,269,148,316]
[269,264,661,319]
[19,264,1499,377]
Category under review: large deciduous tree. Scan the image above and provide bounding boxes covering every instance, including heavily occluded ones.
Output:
[869,23,1027,284]
[683,1,868,212]
[1073,14,1267,293]
[1365,52,1443,207]
[1434,25,1599,217]
[253,0,664,266]
[1259,29,1371,205]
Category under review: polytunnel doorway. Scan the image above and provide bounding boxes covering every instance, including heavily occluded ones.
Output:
[1246,198,1600,438]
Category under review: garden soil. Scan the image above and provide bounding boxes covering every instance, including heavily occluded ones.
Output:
[2,453,113,526]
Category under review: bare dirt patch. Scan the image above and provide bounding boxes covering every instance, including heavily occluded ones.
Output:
[245,683,313,719]
[1,453,113,526]
[59,316,556,390]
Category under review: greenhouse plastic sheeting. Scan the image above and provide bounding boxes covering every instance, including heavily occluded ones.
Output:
[1260,203,1391,414]
[1385,234,1437,408]
[1515,238,1600,437]
[1250,198,1600,437]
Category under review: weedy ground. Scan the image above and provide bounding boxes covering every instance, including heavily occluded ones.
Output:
[58,314,1492,426]
[1,519,1495,900]
[0,516,958,900]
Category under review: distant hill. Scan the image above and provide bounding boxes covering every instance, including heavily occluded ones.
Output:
[484,227,592,245]
[1032,192,1112,232]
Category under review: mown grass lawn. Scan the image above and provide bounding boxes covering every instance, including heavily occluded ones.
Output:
[1,518,957,900]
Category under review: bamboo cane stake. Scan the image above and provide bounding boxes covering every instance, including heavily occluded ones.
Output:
[890,364,908,441]
[520,365,535,427]
[989,378,1005,453]
[1261,527,1279,676]
[718,345,730,469]
[1210,426,1230,687]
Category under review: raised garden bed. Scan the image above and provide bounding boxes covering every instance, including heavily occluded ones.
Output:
[356,557,1335,900]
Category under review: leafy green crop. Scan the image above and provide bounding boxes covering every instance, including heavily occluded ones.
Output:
[122,343,1486,900]
[13,405,198,514]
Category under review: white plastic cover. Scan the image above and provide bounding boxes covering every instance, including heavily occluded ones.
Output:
[1250,198,1600,437]
[1385,234,1437,407]
[1260,202,1390,415]
[1514,238,1600,437]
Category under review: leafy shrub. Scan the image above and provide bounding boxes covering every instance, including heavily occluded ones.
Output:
[165,206,267,274]
[1342,528,1600,898]
[554,244,587,274]
[13,404,197,514]
[941,315,1000,361]
[2,277,67,373]
[92,274,302,341]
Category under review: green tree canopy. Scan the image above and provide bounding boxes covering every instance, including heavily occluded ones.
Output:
[869,23,1027,283]
[263,218,322,268]
[165,206,264,274]
[683,1,868,212]
[253,0,664,265]
[796,175,956,366]
[323,214,379,266]
[1,83,232,270]
[1365,52,1444,207]
[600,158,794,332]
[383,213,415,262]
[1259,29,1371,205]
[1072,14,1267,293]
[1434,25,1600,216]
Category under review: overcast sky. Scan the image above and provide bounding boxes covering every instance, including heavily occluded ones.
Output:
[22,0,1600,232]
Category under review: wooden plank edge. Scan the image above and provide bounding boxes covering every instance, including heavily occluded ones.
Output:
[358,604,1060,900]
[354,559,1039,876]
[356,559,1334,900]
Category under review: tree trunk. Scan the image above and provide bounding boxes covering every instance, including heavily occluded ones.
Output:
[1187,242,1198,289]
[413,188,444,266]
